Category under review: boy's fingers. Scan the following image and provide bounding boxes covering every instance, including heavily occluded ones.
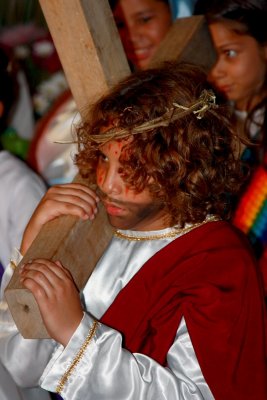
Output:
[20,259,69,287]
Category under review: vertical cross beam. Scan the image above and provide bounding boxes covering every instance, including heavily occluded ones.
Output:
[5,0,130,339]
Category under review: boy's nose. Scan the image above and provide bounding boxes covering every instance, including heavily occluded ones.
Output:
[101,168,122,197]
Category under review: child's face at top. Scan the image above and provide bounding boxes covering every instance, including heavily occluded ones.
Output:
[208,21,267,111]
[95,139,169,231]
[113,0,172,70]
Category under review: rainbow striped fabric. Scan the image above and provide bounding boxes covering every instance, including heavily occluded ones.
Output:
[233,166,267,250]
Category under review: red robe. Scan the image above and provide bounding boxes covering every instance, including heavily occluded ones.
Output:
[101,221,267,400]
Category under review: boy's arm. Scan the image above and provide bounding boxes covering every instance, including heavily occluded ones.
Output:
[20,183,100,255]
[39,313,212,400]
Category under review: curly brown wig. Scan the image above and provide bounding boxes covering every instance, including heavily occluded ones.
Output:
[75,62,245,226]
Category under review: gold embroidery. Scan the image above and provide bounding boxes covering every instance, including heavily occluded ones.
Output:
[56,320,99,394]
[10,260,17,270]
[114,216,220,242]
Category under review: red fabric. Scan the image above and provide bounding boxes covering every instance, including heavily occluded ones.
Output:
[101,221,267,400]
[260,249,267,297]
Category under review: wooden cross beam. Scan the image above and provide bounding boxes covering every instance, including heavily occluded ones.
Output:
[150,15,215,71]
[5,0,130,339]
[5,2,215,338]
[38,0,131,115]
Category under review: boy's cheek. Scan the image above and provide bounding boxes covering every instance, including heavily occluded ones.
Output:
[96,168,105,186]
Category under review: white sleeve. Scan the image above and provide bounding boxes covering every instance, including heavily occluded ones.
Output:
[40,313,214,400]
[0,301,56,388]
[0,254,56,388]
[0,248,22,300]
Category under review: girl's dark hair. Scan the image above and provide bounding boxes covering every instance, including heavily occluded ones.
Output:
[75,62,245,226]
[195,0,267,44]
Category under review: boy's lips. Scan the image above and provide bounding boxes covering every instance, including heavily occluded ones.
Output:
[97,189,127,216]
[103,201,125,216]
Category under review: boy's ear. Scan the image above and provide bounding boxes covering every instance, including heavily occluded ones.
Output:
[0,101,3,118]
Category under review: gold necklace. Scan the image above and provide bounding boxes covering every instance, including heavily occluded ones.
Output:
[114,215,220,242]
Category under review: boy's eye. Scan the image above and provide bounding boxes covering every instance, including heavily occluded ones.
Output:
[225,49,237,58]
[98,152,109,162]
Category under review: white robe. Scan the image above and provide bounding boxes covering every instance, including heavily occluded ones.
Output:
[0,151,46,267]
[0,227,214,399]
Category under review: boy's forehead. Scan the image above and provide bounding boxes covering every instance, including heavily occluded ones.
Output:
[98,119,121,137]
[99,137,132,153]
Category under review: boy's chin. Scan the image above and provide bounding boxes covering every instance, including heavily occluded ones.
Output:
[107,214,138,231]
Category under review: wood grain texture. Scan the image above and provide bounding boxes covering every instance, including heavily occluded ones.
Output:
[150,15,215,71]
[5,194,114,338]
[38,0,130,115]
[5,0,130,338]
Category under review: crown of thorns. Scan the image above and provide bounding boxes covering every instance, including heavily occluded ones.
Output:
[87,89,217,145]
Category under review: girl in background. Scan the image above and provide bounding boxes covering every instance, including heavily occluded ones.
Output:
[109,0,172,70]
[195,0,267,291]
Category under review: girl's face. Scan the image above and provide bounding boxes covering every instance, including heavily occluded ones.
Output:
[208,21,267,111]
[113,0,172,70]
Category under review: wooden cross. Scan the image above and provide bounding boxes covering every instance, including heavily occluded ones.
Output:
[5,0,215,338]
